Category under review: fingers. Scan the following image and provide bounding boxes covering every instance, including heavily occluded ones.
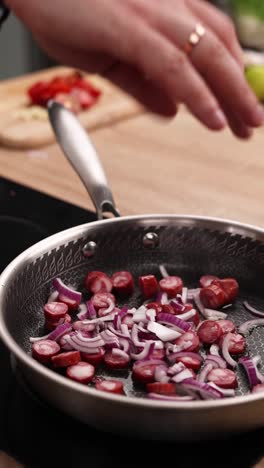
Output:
[111,17,227,130]
[132,2,263,134]
[190,31,264,128]
[102,62,178,117]
[186,0,244,69]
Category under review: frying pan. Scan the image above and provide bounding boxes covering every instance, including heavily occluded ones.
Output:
[0,102,264,442]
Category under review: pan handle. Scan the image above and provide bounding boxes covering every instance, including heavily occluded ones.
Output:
[47,101,120,220]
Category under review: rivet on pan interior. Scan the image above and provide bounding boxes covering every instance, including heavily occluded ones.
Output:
[82,241,97,258]
[143,232,159,248]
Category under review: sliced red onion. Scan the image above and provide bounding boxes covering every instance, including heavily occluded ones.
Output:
[252,355,261,366]
[83,313,116,325]
[65,333,103,354]
[180,378,222,399]
[252,356,264,384]
[159,264,169,278]
[157,312,190,332]
[100,329,120,349]
[131,324,145,348]
[148,393,194,401]
[53,278,82,302]
[130,341,155,360]
[187,288,200,300]
[193,292,206,316]
[175,309,196,321]
[161,292,169,305]
[167,351,203,365]
[243,301,264,318]
[204,309,227,320]
[60,333,74,350]
[205,354,227,369]
[46,323,72,342]
[100,298,115,316]
[208,382,235,397]
[120,324,130,337]
[112,348,130,360]
[29,323,72,343]
[146,308,156,322]
[167,362,186,376]
[119,337,131,354]
[147,321,181,342]
[108,325,131,339]
[30,332,50,343]
[154,365,169,383]
[181,287,188,305]
[133,306,147,323]
[171,300,185,313]
[239,318,264,336]
[197,363,214,383]
[171,368,194,383]
[86,300,96,320]
[166,342,193,356]
[138,326,157,341]
[113,313,121,330]
[77,303,88,320]
[221,333,237,368]
[210,344,220,356]
[239,356,262,388]
[47,291,59,303]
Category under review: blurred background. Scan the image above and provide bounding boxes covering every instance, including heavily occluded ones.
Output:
[0,0,263,81]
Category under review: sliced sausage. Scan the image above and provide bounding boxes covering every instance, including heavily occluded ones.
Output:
[58,293,80,311]
[84,271,113,294]
[82,347,105,366]
[175,355,202,370]
[132,363,157,383]
[44,302,68,321]
[45,313,71,332]
[199,275,219,288]
[217,278,239,303]
[217,319,235,335]
[139,275,159,299]
[200,284,228,309]
[91,292,116,311]
[161,304,176,315]
[149,348,165,360]
[51,350,81,368]
[207,368,238,389]
[197,320,222,344]
[32,340,60,364]
[66,361,95,384]
[146,302,163,314]
[112,271,134,296]
[159,276,183,298]
[73,321,95,333]
[95,379,124,394]
[104,351,130,369]
[174,331,200,352]
[219,333,246,355]
[146,382,176,395]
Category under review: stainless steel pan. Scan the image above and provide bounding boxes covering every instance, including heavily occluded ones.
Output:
[0,102,264,441]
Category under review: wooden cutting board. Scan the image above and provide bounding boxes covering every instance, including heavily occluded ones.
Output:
[0,66,143,149]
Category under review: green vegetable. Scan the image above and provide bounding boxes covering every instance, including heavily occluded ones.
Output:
[245,65,264,101]
[232,0,264,21]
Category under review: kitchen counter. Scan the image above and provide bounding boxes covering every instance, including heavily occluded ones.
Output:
[1,68,264,468]
[0,92,264,228]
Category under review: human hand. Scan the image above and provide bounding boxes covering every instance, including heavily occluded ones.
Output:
[7,0,264,138]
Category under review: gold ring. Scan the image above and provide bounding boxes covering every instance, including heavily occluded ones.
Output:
[183,23,205,55]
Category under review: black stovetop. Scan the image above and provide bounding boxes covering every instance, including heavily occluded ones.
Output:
[0,177,264,468]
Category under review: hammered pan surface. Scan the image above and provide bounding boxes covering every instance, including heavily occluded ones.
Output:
[3,221,264,398]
